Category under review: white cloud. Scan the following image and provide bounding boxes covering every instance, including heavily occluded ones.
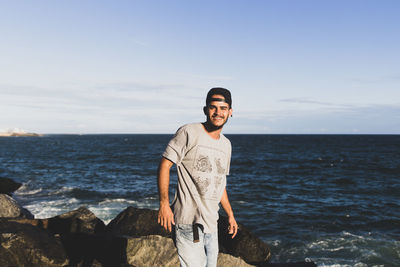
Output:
[226,104,400,134]
[2,80,399,134]
[279,98,353,108]
[0,81,207,133]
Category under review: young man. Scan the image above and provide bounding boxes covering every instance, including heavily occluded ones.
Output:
[158,87,238,267]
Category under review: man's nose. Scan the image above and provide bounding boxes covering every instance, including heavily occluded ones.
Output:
[215,107,223,115]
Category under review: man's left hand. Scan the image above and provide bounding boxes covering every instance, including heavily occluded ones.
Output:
[228,216,238,238]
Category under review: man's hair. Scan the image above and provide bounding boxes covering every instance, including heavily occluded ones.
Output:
[206,87,232,108]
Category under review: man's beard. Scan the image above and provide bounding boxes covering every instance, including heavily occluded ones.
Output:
[205,116,229,131]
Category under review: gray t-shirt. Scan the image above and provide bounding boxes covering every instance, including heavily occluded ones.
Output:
[162,123,232,233]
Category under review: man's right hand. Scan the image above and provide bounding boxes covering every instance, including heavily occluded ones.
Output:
[158,203,175,232]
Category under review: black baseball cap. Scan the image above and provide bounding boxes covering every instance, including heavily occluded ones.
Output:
[206,87,232,107]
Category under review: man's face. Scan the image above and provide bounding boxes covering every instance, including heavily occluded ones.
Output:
[205,94,233,128]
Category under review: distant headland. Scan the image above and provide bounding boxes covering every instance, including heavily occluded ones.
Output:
[0,128,42,137]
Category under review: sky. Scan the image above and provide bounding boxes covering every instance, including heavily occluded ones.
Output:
[1,0,399,134]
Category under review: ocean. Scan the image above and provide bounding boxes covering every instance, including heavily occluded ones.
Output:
[0,134,399,266]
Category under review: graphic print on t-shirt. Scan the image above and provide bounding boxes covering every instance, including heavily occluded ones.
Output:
[212,175,224,198]
[191,145,227,200]
[193,175,211,195]
[215,158,226,174]
[194,155,212,173]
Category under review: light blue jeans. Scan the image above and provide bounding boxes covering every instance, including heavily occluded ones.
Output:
[174,224,219,267]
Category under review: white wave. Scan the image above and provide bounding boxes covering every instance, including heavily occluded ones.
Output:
[19,193,159,223]
[269,239,281,246]
[135,202,158,210]
[319,265,358,267]
[89,204,129,224]
[94,187,131,194]
[98,198,138,205]
[87,206,120,224]
[15,183,74,197]
[88,198,142,223]
[48,186,75,195]
[15,183,42,195]
[24,198,80,219]
[341,231,362,237]
[318,264,371,267]
[300,231,399,267]
[15,188,42,195]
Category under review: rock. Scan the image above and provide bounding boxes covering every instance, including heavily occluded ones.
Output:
[0,177,22,195]
[218,253,255,267]
[106,206,171,238]
[125,235,254,267]
[0,194,20,218]
[4,206,106,236]
[0,194,34,219]
[125,235,179,267]
[58,232,111,267]
[9,216,127,267]
[46,206,106,235]
[4,217,49,229]
[218,215,271,264]
[0,219,68,267]
[45,206,109,266]
[0,129,41,137]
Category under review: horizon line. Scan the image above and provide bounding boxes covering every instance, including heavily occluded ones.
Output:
[15,132,400,136]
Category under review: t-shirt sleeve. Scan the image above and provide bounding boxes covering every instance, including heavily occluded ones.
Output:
[162,126,189,165]
[226,140,232,175]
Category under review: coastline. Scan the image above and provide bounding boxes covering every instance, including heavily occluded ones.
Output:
[0,133,42,137]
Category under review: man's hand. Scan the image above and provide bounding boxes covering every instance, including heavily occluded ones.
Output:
[158,203,175,232]
[228,215,238,238]
[220,187,238,238]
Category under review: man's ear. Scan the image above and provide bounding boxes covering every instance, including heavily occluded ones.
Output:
[203,106,208,116]
[229,108,233,117]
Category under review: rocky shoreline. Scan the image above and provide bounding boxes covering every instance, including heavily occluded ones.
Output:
[0,177,317,267]
[0,129,42,137]
[0,132,42,137]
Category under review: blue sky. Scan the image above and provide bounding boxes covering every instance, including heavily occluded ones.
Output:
[1,0,399,134]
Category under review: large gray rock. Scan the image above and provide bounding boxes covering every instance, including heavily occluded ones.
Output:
[0,194,20,218]
[125,235,254,267]
[0,220,68,267]
[45,207,108,266]
[218,215,271,264]
[3,206,106,235]
[0,177,22,195]
[0,194,34,219]
[106,206,171,238]
[126,235,179,267]
[218,253,255,267]
[46,206,106,235]
[5,217,123,267]
[5,208,130,267]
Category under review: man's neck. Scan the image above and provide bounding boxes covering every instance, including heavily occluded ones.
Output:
[202,122,223,140]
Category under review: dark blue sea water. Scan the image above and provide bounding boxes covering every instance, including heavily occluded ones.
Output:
[1,134,399,266]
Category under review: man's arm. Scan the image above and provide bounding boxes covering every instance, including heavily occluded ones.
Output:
[220,187,238,238]
[157,157,175,232]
